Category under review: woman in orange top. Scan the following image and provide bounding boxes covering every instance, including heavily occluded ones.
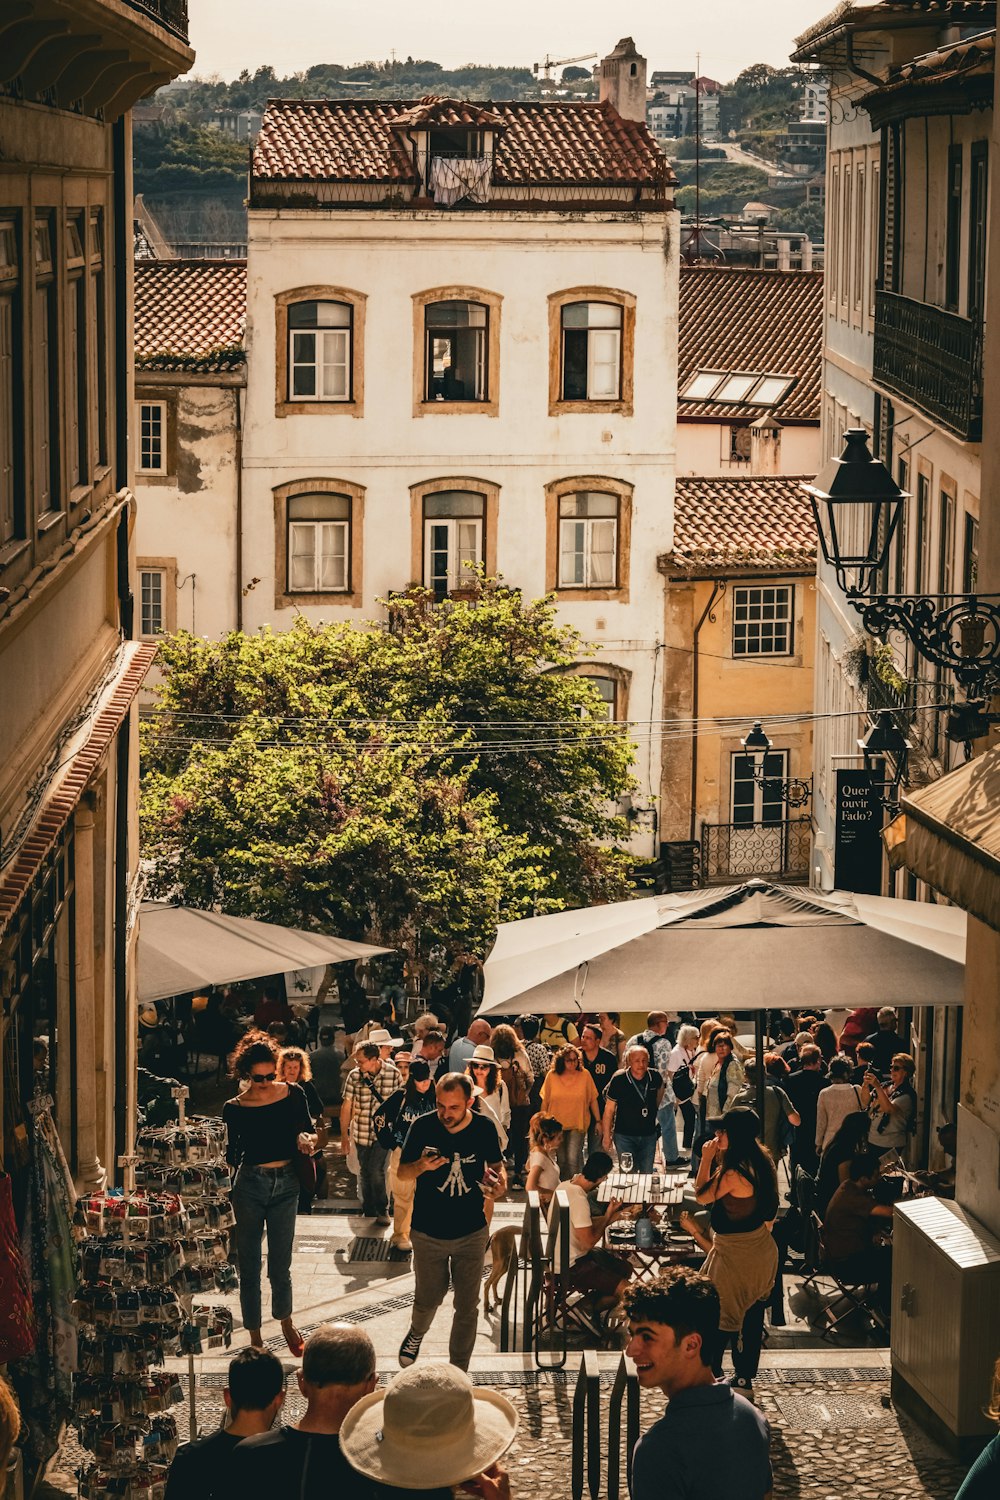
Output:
[540,1044,600,1178]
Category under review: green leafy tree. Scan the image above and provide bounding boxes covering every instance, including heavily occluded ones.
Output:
[141,582,636,974]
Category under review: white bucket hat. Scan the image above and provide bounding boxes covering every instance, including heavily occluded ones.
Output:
[339,1364,517,1491]
[368,1028,402,1048]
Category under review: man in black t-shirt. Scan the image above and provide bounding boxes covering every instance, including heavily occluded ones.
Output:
[166,1348,284,1500]
[395,1072,505,1372]
[230,1325,377,1500]
[602,1046,664,1173]
[579,1023,618,1155]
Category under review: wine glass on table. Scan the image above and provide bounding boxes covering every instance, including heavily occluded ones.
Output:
[620,1151,633,1175]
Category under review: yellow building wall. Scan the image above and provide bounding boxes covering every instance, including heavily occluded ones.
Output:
[660,573,816,840]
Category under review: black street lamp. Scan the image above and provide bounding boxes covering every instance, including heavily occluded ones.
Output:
[858,709,911,811]
[802,429,1000,702]
[740,721,813,809]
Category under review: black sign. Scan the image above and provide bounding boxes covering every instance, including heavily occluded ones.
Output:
[834,768,884,894]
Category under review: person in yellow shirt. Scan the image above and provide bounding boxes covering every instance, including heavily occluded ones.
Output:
[540,1045,600,1177]
[538,1014,579,1054]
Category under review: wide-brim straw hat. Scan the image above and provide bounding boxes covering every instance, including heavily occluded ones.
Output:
[469,1043,496,1064]
[339,1364,517,1490]
[138,1006,159,1029]
[368,1028,402,1048]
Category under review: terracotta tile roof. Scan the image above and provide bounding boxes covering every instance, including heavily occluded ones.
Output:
[0,643,158,933]
[860,28,995,123]
[664,475,817,576]
[252,97,670,190]
[678,267,823,424]
[134,260,246,372]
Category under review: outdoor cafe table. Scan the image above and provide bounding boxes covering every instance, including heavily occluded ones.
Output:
[595,1171,689,1213]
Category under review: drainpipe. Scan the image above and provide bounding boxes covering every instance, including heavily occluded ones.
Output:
[689,579,726,842]
[112,115,130,492]
[235,379,244,631]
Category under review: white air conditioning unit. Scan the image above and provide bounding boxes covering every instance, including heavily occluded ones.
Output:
[892,1196,1000,1444]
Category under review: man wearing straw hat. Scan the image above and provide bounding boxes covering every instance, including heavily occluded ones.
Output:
[340,1363,517,1498]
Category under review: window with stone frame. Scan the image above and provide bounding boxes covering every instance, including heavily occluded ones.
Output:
[137,400,167,474]
[423,300,488,402]
[557,491,618,589]
[422,491,485,596]
[288,299,353,402]
[287,492,352,593]
[560,301,622,400]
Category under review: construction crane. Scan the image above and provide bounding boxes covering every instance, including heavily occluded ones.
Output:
[533,52,597,82]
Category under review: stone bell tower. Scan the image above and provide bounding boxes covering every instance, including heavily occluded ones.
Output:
[599,37,648,124]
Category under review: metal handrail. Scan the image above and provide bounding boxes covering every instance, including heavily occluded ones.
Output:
[570,1350,602,1500]
[607,1352,641,1500]
[499,1196,539,1353]
[533,1189,571,1370]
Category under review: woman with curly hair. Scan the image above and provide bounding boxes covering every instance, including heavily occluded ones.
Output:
[681,1107,779,1395]
[540,1044,600,1178]
[223,1031,317,1356]
[465,1046,510,1153]
[490,1023,533,1185]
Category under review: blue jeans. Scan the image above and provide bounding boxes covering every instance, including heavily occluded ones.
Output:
[358,1141,390,1216]
[657,1101,680,1163]
[556,1129,586,1179]
[232,1164,299,1330]
[614,1132,657,1173]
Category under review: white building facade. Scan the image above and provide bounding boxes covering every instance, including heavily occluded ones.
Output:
[241,86,679,844]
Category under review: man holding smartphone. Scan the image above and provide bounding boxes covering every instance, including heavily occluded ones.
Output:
[395,1072,506,1371]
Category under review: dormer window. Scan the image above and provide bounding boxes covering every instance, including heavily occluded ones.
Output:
[428,128,481,160]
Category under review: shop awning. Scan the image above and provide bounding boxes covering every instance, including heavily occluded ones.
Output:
[885,742,1000,934]
[476,879,966,1016]
[137,902,393,1002]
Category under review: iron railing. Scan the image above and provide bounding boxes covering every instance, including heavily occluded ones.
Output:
[701,817,811,883]
[124,0,189,41]
[570,1352,602,1500]
[873,290,982,440]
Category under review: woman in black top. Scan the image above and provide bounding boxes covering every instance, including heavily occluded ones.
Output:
[372,1057,437,1252]
[223,1031,316,1356]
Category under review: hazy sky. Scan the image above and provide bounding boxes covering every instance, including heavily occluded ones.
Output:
[186,0,812,86]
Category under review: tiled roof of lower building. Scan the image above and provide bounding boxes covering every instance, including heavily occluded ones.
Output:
[678,268,823,424]
[251,97,671,191]
[134,260,246,372]
[663,475,817,577]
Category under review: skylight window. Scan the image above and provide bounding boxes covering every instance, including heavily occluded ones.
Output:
[681,371,725,400]
[714,373,759,402]
[680,369,795,406]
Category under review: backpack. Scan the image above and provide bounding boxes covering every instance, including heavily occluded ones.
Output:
[671,1051,699,1103]
[501,1059,530,1110]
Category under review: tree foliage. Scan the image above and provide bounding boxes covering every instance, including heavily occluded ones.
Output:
[133,123,248,196]
[140,583,636,976]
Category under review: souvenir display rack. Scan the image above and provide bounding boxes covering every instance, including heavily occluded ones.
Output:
[70,1087,235,1500]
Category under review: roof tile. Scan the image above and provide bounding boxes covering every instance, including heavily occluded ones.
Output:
[678,267,823,423]
[134,260,247,372]
[666,475,818,575]
[252,97,670,190]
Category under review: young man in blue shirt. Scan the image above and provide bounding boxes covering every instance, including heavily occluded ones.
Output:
[625,1268,773,1500]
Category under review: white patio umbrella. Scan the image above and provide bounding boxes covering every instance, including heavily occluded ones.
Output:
[138,902,393,1003]
[476,880,965,1017]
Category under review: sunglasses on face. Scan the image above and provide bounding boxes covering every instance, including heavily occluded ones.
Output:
[250,1072,276,1083]
[472,1063,491,1071]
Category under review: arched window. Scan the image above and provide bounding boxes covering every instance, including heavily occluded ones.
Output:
[288,300,352,401]
[424,300,488,402]
[423,491,485,596]
[548,288,635,414]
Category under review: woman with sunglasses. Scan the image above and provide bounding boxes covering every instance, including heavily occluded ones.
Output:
[223,1031,317,1356]
[464,1046,510,1154]
[278,1046,326,1214]
[540,1044,600,1178]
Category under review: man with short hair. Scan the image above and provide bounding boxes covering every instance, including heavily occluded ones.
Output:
[396,1072,505,1371]
[866,1007,907,1078]
[340,1041,402,1224]
[551,1150,631,1317]
[231,1326,376,1500]
[625,1012,684,1167]
[579,1024,618,1155]
[166,1348,284,1500]
[782,1043,828,1178]
[625,1269,773,1500]
[602,1045,664,1173]
[309,1027,345,1116]
[448,1018,492,1075]
[417,1028,448,1082]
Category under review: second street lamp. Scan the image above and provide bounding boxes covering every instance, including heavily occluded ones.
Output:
[740,722,812,810]
[802,429,1000,704]
[858,709,912,812]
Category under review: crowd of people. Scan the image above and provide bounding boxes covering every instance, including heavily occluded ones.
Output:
[0,995,966,1500]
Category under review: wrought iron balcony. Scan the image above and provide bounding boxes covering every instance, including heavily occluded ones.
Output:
[124,0,189,41]
[700,818,811,885]
[873,290,982,440]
